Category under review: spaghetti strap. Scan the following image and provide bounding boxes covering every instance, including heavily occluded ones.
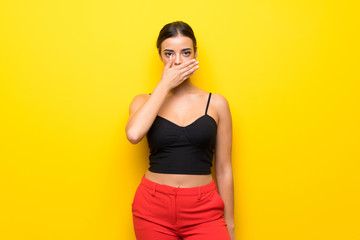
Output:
[205,92,212,115]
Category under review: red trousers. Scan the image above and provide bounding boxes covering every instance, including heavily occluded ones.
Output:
[131,174,231,240]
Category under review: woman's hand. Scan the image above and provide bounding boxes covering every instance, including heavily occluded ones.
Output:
[159,56,199,91]
[228,226,236,240]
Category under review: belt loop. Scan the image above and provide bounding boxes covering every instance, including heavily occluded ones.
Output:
[197,187,201,200]
[152,183,157,197]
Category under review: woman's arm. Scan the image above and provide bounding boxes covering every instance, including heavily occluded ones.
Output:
[125,57,199,144]
[125,83,169,144]
[213,94,235,237]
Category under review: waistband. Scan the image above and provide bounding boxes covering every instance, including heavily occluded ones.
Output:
[140,174,217,199]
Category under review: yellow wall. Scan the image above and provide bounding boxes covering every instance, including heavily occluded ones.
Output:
[1,0,359,239]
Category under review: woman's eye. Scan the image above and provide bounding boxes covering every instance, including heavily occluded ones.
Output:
[165,52,191,57]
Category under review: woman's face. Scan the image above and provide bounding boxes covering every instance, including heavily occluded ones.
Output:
[159,35,197,66]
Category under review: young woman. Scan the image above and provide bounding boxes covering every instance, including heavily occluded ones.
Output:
[125,21,235,240]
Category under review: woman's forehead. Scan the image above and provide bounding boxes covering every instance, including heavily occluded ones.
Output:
[161,36,193,50]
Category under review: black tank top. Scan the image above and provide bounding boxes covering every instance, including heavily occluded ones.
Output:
[146,92,217,174]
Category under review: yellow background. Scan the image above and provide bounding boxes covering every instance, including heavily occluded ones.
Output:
[1,0,359,239]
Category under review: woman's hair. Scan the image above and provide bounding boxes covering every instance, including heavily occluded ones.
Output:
[156,21,197,56]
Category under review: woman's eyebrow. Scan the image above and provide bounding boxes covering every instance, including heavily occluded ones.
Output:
[164,48,191,52]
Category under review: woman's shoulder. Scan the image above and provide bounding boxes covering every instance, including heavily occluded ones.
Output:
[210,93,231,120]
[128,93,151,114]
[131,92,151,101]
[210,92,230,108]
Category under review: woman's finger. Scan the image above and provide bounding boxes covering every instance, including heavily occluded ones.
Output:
[174,58,196,70]
[179,60,199,74]
[165,56,172,69]
[182,65,199,79]
[168,55,174,68]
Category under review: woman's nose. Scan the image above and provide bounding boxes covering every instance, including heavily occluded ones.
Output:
[174,54,182,65]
